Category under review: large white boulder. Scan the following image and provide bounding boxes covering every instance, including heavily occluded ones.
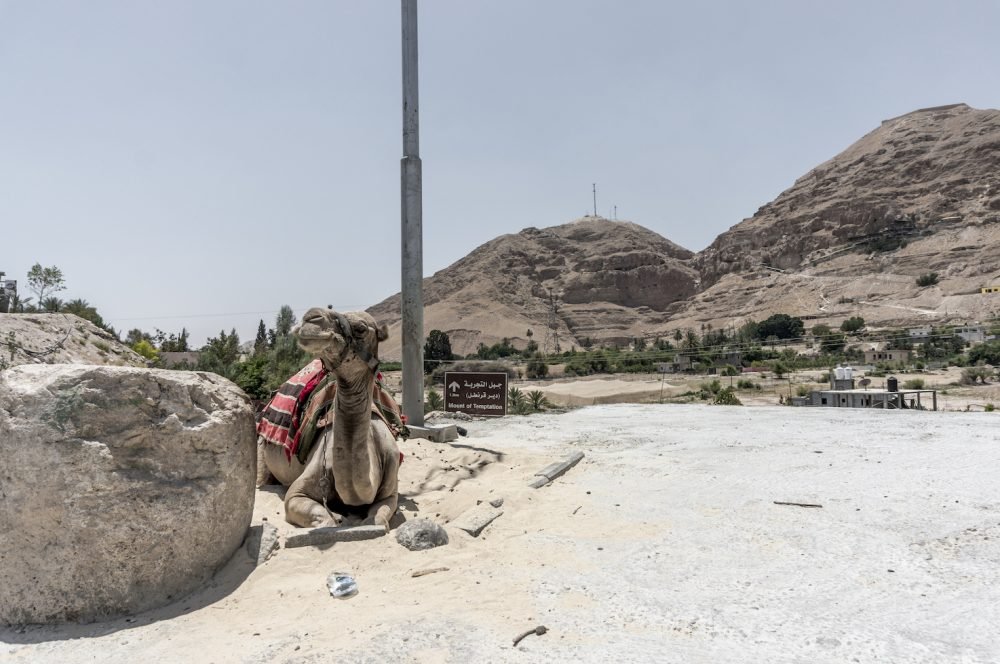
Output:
[0,364,256,624]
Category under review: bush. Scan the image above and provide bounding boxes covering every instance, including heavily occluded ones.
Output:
[425,388,444,413]
[736,378,758,390]
[901,378,925,389]
[699,379,722,395]
[713,387,743,406]
[961,367,991,385]
[526,358,548,379]
[916,272,939,287]
[986,403,995,412]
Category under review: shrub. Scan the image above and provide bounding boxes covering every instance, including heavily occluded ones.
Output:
[961,366,991,385]
[736,378,757,390]
[699,379,722,395]
[425,388,444,413]
[507,387,531,415]
[713,387,743,406]
[986,403,995,412]
[526,358,548,379]
[901,378,925,389]
[526,390,552,412]
[916,272,939,287]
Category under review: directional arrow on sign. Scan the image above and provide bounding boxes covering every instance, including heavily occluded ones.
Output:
[448,381,461,393]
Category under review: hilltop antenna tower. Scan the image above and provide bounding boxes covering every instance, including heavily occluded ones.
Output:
[592,183,597,217]
[543,289,562,355]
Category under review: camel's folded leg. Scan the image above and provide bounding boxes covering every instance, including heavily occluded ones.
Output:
[285,478,344,528]
[365,493,398,532]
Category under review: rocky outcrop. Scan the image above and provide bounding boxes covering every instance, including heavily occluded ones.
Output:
[0,365,256,624]
[0,313,147,369]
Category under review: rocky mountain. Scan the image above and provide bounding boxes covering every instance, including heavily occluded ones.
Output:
[368,219,699,357]
[697,103,1000,284]
[369,104,1000,358]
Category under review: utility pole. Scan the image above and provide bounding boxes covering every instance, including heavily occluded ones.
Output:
[592,183,597,217]
[400,0,424,426]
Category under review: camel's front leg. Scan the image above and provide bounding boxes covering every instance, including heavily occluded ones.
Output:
[365,492,398,532]
[364,434,400,532]
[285,483,344,528]
[284,435,344,528]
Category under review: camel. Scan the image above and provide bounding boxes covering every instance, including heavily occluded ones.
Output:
[257,308,400,531]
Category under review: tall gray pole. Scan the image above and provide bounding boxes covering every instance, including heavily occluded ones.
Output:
[401,0,424,426]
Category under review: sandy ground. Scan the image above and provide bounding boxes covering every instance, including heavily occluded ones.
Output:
[3,403,999,663]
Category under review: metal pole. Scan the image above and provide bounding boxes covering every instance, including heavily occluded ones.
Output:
[592,183,597,216]
[401,0,424,426]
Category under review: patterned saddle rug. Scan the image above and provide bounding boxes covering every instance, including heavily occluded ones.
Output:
[256,359,407,464]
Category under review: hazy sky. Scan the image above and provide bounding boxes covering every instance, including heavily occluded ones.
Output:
[2,1,999,346]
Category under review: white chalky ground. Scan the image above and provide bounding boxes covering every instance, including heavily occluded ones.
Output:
[3,404,999,663]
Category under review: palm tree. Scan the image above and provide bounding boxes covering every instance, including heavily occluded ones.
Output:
[40,296,64,312]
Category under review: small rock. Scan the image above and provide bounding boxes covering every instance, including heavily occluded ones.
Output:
[489,497,504,508]
[245,523,280,565]
[395,519,449,551]
[452,503,504,537]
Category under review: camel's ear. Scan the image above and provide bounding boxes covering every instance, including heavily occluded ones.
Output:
[376,323,389,342]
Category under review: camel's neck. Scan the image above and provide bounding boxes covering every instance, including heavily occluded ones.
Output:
[330,365,380,505]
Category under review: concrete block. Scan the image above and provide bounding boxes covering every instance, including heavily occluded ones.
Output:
[284,525,387,549]
[451,503,504,537]
[407,424,458,442]
[530,451,585,488]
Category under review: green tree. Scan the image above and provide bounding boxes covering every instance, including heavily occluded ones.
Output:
[423,329,454,373]
[62,298,106,328]
[26,263,66,304]
[756,314,804,341]
[40,296,63,312]
[254,320,268,353]
[275,305,296,337]
[969,341,1000,366]
[125,328,154,346]
[197,329,242,379]
[159,328,190,352]
[840,316,865,333]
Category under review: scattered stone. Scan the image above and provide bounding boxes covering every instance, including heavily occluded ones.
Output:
[0,364,256,625]
[284,525,387,549]
[489,497,504,508]
[395,519,449,551]
[245,523,280,565]
[452,503,504,537]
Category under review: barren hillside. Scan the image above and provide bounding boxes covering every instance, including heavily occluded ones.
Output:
[369,218,699,357]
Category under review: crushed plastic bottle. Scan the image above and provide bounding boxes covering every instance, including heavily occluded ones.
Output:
[326,572,358,599]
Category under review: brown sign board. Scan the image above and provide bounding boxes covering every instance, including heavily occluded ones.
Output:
[444,371,508,417]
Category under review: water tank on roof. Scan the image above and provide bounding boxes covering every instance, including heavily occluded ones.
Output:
[834,366,845,381]
[844,366,853,380]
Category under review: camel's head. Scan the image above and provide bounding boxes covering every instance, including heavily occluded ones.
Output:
[293,307,389,372]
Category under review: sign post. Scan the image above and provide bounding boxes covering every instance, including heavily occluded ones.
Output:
[444,372,508,417]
